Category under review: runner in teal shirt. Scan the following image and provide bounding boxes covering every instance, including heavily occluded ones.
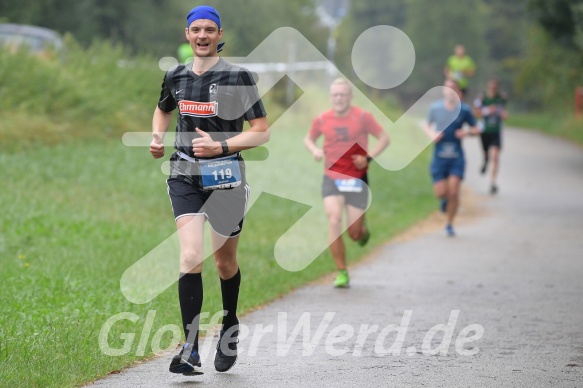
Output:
[424,79,480,237]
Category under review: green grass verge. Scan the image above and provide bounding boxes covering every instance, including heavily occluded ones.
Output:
[0,42,437,387]
[0,132,435,388]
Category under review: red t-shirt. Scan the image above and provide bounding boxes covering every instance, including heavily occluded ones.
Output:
[309,106,383,179]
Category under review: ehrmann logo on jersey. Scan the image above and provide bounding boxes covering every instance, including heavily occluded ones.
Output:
[178,100,218,117]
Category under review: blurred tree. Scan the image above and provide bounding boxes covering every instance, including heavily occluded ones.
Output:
[515,0,583,110]
[482,1,529,70]
[5,0,576,113]
[0,0,183,55]
[528,0,583,52]
[333,0,522,105]
[0,0,325,57]
[207,0,327,57]
[332,0,408,98]
[402,0,490,102]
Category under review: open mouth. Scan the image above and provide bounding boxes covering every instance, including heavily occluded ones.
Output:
[197,43,210,49]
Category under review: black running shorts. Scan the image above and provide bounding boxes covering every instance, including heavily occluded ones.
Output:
[480,132,502,152]
[166,155,249,238]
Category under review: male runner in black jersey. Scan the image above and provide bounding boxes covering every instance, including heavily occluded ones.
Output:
[149,5,269,375]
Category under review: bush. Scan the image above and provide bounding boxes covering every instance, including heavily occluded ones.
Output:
[0,35,161,151]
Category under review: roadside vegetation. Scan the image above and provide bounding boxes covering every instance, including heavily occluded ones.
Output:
[0,43,436,387]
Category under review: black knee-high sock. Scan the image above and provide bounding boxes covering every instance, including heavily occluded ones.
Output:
[178,272,203,351]
[220,269,241,332]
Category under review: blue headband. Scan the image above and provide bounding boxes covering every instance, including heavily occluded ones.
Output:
[186,6,221,28]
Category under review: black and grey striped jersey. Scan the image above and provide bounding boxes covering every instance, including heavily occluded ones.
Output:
[157,57,266,158]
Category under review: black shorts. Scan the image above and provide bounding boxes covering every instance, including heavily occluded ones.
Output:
[166,155,249,238]
[480,132,502,152]
[321,174,369,210]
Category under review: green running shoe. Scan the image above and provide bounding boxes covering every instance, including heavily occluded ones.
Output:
[334,269,350,288]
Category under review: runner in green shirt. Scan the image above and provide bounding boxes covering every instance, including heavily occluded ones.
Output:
[473,78,508,194]
[444,44,476,98]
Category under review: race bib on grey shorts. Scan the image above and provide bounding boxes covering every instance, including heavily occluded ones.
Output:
[334,178,363,193]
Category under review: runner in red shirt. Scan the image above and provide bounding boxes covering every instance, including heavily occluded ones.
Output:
[304,78,389,288]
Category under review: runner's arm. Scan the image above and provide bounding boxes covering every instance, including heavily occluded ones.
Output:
[456,124,481,138]
[467,125,481,136]
[304,133,324,161]
[423,121,442,142]
[191,116,270,157]
[368,130,390,160]
[352,130,389,169]
[215,69,270,153]
[464,58,476,77]
[222,116,270,152]
[150,107,173,159]
[499,96,509,120]
[473,96,483,118]
[501,92,509,120]
[443,58,451,78]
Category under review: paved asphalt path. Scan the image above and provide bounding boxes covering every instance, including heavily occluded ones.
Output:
[89,128,583,387]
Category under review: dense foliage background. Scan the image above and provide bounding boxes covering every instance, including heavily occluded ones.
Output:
[2,0,582,112]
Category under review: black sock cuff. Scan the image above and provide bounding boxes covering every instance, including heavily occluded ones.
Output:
[180,272,202,280]
[220,268,241,284]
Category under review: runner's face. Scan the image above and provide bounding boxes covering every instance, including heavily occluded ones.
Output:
[330,84,352,114]
[443,80,460,102]
[185,19,223,57]
[487,80,499,94]
[455,45,465,57]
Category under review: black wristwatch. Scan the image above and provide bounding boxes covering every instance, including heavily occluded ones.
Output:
[220,140,229,156]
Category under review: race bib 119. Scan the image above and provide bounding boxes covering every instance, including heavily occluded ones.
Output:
[200,155,242,190]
